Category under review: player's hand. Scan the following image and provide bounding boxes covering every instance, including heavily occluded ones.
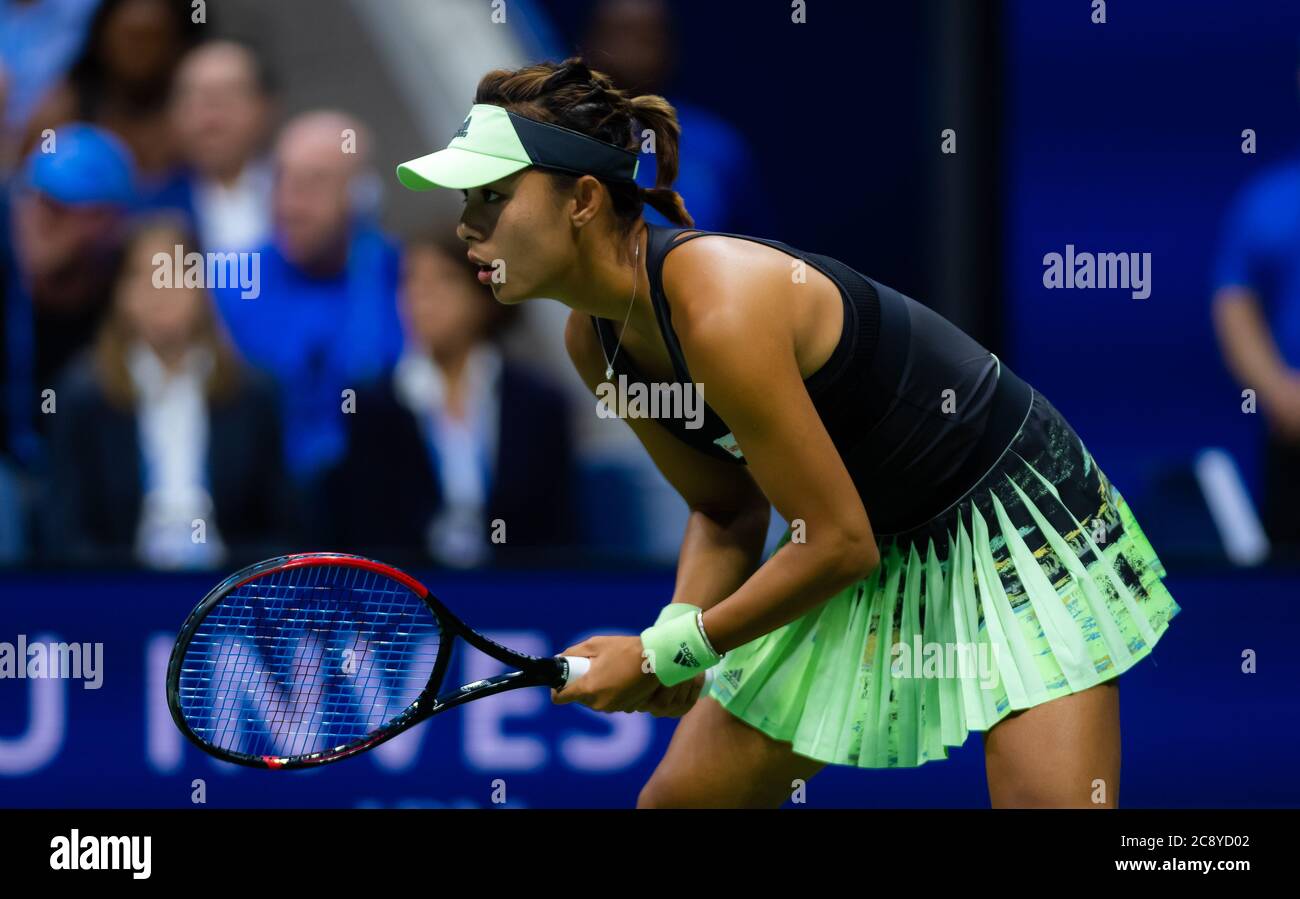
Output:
[551,635,658,713]
[635,673,708,718]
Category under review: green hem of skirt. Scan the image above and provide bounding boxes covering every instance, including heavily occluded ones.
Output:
[707,593,1179,770]
[698,447,1182,770]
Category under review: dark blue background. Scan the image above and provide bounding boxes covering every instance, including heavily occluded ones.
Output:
[1005,0,1300,504]
[541,0,934,298]
[0,568,1292,808]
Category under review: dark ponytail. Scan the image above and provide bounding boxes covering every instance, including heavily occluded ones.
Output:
[627,92,693,227]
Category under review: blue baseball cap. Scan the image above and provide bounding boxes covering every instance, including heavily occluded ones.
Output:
[20,123,136,207]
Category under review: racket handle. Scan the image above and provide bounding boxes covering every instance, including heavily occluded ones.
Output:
[560,655,590,684]
[559,656,716,690]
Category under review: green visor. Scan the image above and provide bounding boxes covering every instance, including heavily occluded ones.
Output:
[396,103,640,191]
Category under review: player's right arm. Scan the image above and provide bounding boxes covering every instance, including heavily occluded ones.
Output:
[564,310,772,614]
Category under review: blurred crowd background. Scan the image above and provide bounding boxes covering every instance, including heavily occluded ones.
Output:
[0,0,1297,574]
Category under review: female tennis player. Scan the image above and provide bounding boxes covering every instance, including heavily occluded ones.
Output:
[395,57,1181,808]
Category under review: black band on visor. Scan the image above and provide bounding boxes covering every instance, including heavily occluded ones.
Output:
[508,111,640,184]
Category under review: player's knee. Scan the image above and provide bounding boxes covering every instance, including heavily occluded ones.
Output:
[636,779,672,809]
[637,773,691,808]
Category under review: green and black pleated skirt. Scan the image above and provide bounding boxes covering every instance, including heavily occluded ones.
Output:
[706,368,1181,769]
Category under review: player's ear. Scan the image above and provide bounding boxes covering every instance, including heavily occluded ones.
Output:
[568,175,605,228]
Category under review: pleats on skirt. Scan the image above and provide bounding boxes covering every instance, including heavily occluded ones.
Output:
[706,391,1181,769]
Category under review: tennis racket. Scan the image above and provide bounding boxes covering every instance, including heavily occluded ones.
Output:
[167,552,695,770]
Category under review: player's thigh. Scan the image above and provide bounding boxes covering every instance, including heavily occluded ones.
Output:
[983,680,1121,808]
[638,696,826,808]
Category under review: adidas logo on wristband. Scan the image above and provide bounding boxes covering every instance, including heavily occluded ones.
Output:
[673,643,700,668]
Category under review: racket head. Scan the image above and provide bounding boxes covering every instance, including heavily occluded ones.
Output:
[167,553,455,770]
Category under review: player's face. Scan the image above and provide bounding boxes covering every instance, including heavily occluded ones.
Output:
[456,169,578,304]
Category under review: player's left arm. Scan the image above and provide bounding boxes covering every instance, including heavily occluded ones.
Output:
[664,241,881,654]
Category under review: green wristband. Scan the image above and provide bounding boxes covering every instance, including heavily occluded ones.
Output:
[640,608,721,687]
[653,602,701,627]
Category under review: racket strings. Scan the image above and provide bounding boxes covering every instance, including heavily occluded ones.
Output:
[178,564,443,760]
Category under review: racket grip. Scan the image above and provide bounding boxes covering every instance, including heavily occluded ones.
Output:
[560,655,590,684]
[559,656,715,690]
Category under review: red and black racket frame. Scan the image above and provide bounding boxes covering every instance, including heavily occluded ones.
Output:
[166,552,574,770]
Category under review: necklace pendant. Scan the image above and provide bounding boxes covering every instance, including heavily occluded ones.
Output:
[605,366,614,381]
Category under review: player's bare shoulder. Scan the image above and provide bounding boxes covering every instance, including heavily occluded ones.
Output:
[659,233,793,345]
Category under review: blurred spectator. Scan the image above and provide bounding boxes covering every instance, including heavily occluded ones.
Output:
[1211,48,1300,555]
[20,0,203,211]
[582,0,774,234]
[324,232,575,567]
[4,122,134,467]
[211,110,402,490]
[0,0,101,171]
[168,39,276,252]
[45,214,296,568]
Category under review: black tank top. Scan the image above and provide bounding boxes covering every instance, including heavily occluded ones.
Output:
[592,224,1033,535]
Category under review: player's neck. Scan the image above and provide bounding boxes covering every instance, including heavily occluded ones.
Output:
[559,222,655,333]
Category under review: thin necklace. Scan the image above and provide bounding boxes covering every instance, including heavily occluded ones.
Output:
[601,228,641,382]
